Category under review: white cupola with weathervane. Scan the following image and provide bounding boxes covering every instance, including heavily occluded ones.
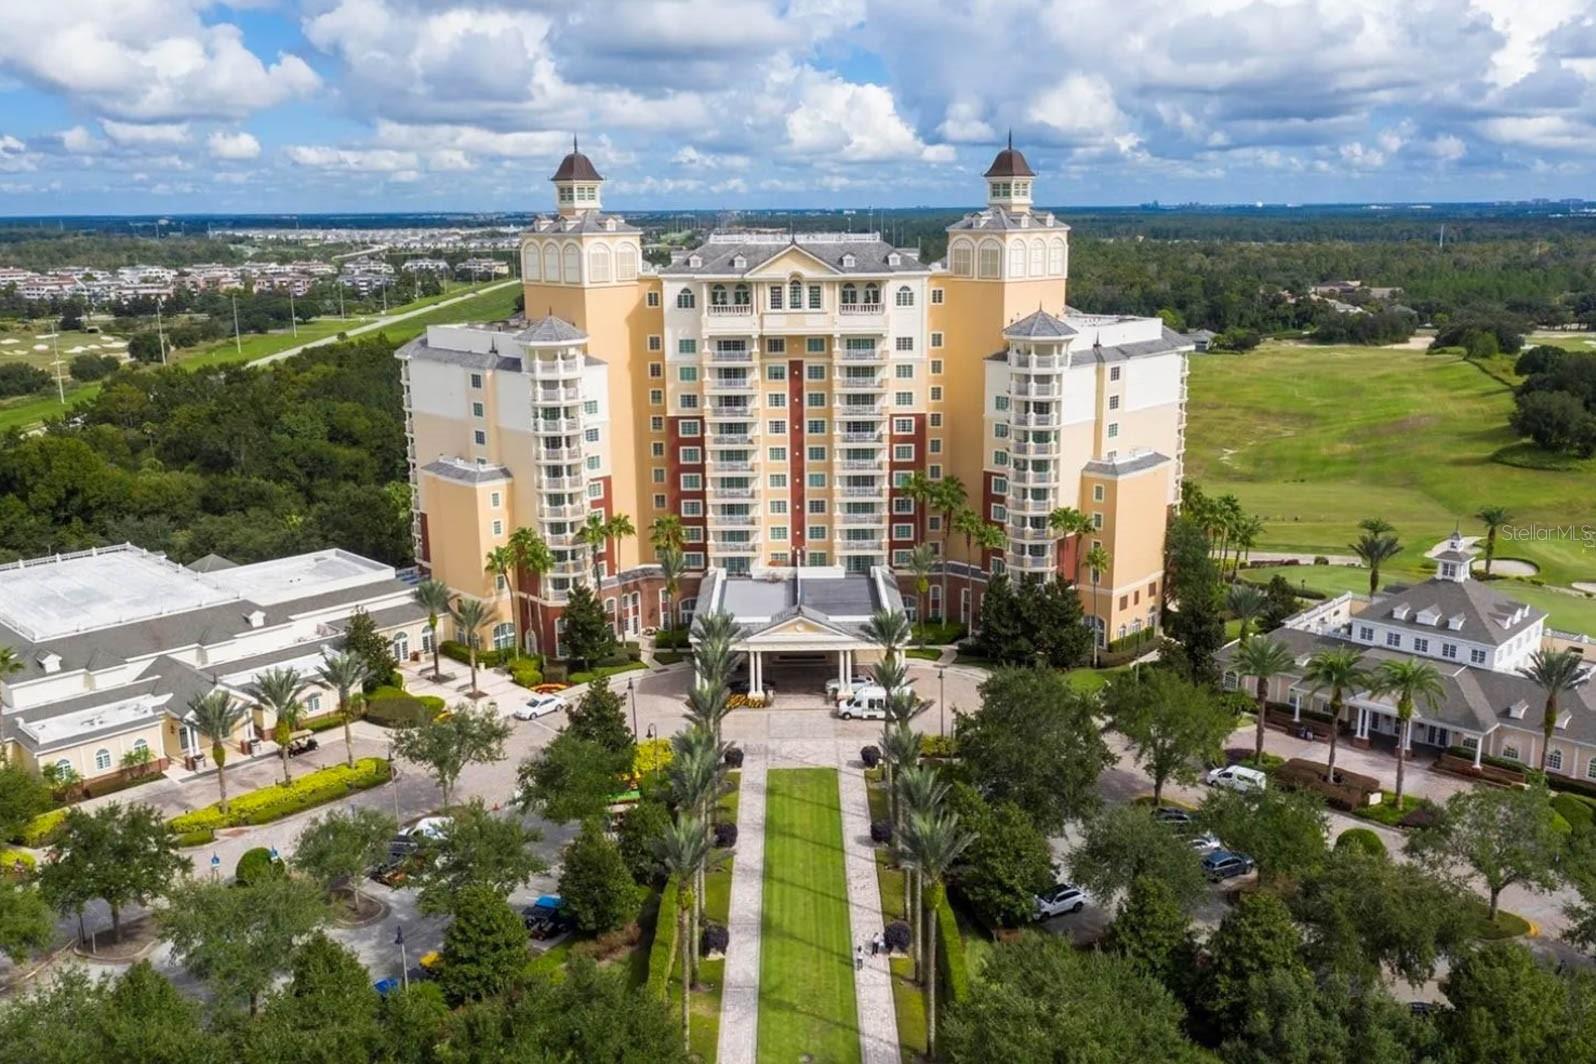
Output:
[551,136,604,218]
[1434,527,1475,583]
[984,132,1035,215]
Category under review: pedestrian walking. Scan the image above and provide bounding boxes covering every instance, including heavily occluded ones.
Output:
[855,942,864,970]
[872,932,884,956]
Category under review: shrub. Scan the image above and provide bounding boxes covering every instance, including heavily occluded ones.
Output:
[170,758,391,833]
[933,886,969,1002]
[235,846,284,886]
[1399,804,1440,830]
[714,822,739,849]
[1313,555,1330,565]
[439,640,515,669]
[508,660,543,688]
[633,737,674,781]
[364,695,433,728]
[723,747,745,769]
[174,828,215,848]
[1,848,37,877]
[871,818,893,845]
[18,808,68,848]
[1107,628,1158,655]
[700,923,729,956]
[883,920,911,953]
[912,620,967,646]
[1553,794,1596,833]
[645,879,681,1000]
[919,734,957,759]
[1334,827,1387,859]
[861,745,881,768]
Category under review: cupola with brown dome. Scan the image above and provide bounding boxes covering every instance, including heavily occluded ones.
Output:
[984,132,1035,214]
[550,136,604,217]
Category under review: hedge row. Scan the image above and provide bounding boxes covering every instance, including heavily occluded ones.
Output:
[170,758,391,834]
[933,884,968,1004]
[16,807,68,848]
[439,640,517,669]
[646,878,681,1000]
[365,694,445,728]
[1107,628,1158,655]
[1553,793,1596,833]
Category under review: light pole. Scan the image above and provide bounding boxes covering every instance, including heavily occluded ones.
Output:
[628,678,638,739]
[395,925,409,990]
[938,667,946,738]
[388,739,400,821]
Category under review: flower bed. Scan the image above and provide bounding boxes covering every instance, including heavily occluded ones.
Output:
[1434,751,1525,788]
[169,758,391,833]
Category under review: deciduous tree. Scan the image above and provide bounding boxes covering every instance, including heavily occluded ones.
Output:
[559,818,640,933]
[1104,667,1238,803]
[392,703,511,808]
[412,797,546,913]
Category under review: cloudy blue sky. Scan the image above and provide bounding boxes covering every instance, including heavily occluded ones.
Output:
[1,0,1594,215]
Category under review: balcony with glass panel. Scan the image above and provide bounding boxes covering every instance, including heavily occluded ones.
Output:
[1007,351,1066,374]
[531,416,582,435]
[1011,409,1060,430]
[705,372,756,394]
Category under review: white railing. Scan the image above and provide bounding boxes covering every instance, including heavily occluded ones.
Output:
[1013,412,1059,429]
[838,303,884,315]
[531,417,581,434]
[705,377,756,392]
[836,346,887,361]
[710,348,754,362]
[706,303,754,316]
[1010,354,1065,373]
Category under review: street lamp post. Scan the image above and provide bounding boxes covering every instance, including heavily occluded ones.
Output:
[388,740,400,821]
[628,678,638,739]
[395,925,409,990]
[938,667,946,738]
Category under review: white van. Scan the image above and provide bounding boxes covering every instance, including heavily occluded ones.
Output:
[1205,764,1267,793]
[836,684,888,720]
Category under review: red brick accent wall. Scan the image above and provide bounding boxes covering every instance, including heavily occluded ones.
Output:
[667,414,705,559]
[789,358,805,557]
[889,413,926,557]
[418,512,431,566]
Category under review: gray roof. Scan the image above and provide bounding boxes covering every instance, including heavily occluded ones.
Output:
[696,567,904,641]
[551,148,602,182]
[325,601,429,631]
[1371,578,1544,648]
[527,213,640,235]
[421,459,512,485]
[517,315,587,345]
[396,332,521,372]
[187,553,237,573]
[947,206,1068,232]
[1186,329,1217,341]
[1004,308,1077,340]
[1080,326,1195,364]
[662,237,929,277]
[1082,451,1170,477]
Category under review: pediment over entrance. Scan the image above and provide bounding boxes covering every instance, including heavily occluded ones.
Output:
[745,245,839,279]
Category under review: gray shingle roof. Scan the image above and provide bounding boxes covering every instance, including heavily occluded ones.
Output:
[947,207,1067,232]
[662,237,929,277]
[421,459,512,484]
[1372,579,1544,648]
[517,315,587,345]
[1003,308,1077,340]
[1083,451,1170,477]
[527,213,640,235]
[396,333,521,372]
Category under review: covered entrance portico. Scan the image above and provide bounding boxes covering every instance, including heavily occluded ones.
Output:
[1342,695,1491,767]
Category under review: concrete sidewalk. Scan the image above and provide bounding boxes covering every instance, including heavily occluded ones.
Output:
[716,746,768,1064]
[837,747,902,1064]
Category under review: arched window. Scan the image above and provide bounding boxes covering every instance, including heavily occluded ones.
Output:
[840,283,858,305]
[789,279,803,308]
[492,622,515,650]
[95,748,112,772]
[133,738,149,755]
[1048,238,1066,275]
[862,283,880,305]
[1029,239,1045,276]
[617,245,638,281]
[589,245,611,283]
[732,283,750,306]
[676,287,696,309]
[543,245,560,283]
[709,284,728,306]
[950,240,973,277]
[392,630,410,660]
[895,285,914,307]
[978,241,1001,279]
[523,246,541,281]
[1009,243,1026,278]
[54,758,72,776]
[562,244,580,284]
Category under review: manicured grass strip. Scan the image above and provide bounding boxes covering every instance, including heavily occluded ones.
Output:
[760,768,860,1064]
[664,770,741,1062]
[866,774,927,1062]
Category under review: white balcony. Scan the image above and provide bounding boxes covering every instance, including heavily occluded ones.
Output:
[1007,468,1055,488]
[530,356,583,380]
[709,539,760,554]
[706,303,754,316]
[711,433,754,446]
[710,460,756,474]
[703,304,757,336]
[836,375,886,393]
[835,400,885,417]
[837,302,885,321]
[836,345,888,362]
[536,446,581,463]
[1008,552,1054,572]
[837,458,885,472]
[706,403,757,419]
[1008,438,1058,457]
[712,486,757,499]
[531,417,581,435]
[838,511,887,526]
[545,531,580,548]
[1011,382,1063,400]
[705,376,757,393]
[1008,522,1054,543]
[1007,494,1055,516]
[539,474,582,490]
[534,385,581,403]
[1012,412,1060,430]
[834,429,883,444]
[709,347,755,363]
[1009,353,1066,374]
[708,511,757,528]
[838,484,883,498]
[542,502,587,520]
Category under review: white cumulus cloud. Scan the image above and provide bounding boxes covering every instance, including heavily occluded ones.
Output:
[208,130,261,161]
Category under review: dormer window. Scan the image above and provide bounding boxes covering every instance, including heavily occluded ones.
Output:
[246,609,266,629]
[732,255,747,269]
[688,255,702,268]
[1447,613,1465,630]
[1417,607,1441,626]
[1391,605,1411,620]
[1440,562,1456,579]
[604,218,616,232]
[1558,711,1573,731]
[841,254,856,268]
[37,651,61,675]
[887,253,900,266]
[1509,699,1528,719]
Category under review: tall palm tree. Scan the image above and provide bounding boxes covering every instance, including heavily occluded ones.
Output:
[1048,506,1091,583]
[1359,517,1395,537]
[894,763,949,980]
[953,507,984,575]
[1301,648,1369,780]
[579,514,610,586]
[1476,506,1512,577]
[881,722,920,831]
[650,514,685,556]
[187,690,247,812]
[906,543,935,640]
[653,814,711,1051]
[1369,659,1445,803]
[1083,544,1112,665]
[903,469,935,540]
[1231,513,1265,577]
[509,526,554,657]
[411,579,451,680]
[863,608,912,658]
[316,649,368,768]
[669,729,723,981]
[1212,495,1244,574]
[1235,637,1297,761]
[900,809,976,1056]
[1521,649,1588,773]
[449,597,493,698]
[972,522,1008,584]
[659,546,686,632]
[1227,583,1267,645]
[484,545,519,660]
[685,679,730,747]
[249,666,310,784]
[929,477,967,621]
[1350,531,1402,596]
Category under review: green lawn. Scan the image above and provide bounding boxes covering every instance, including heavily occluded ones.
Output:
[1187,344,1596,591]
[664,770,742,1062]
[866,772,928,1062]
[760,768,860,1064]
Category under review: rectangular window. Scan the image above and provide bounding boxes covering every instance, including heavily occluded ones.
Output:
[583,400,599,416]
[767,339,787,356]
[895,363,915,379]
[680,473,702,490]
[1107,423,1119,439]
[652,467,666,483]
[1108,394,1120,410]
[1470,648,1488,665]
[930,386,942,401]
[894,391,913,407]
[471,401,485,417]
[806,363,826,379]
[490,491,501,507]
[893,417,913,434]
[653,493,667,509]
[930,333,943,349]
[806,337,827,354]
[994,395,1009,411]
[491,519,503,536]
[678,366,699,382]
[685,552,705,569]
[895,336,914,352]
[768,446,787,461]
[585,455,601,471]
[473,430,486,445]
[991,477,1007,494]
[1386,632,1402,648]
[930,288,944,304]
[469,373,482,389]
[650,389,664,405]
[930,412,943,427]
[806,418,826,434]
[1093,484,1105,502]
[893,444,914,461]
[807,446,827,461]
[808,524,828,541]
[1110,366,1121,381]
[992,504,1007,522]
[768,419,787,435]
[648,335,662,352]
[767,392,786,408]
[892,497,914,514]
[648,362,663,379]
[929,438,942,453]
[678,338,698,355]
[584,427,600,443]
[768,499,788,515]
[892,523,914,540]
[766,362,787,378]
[1414,637,1430,654]
[680,419,701,436]
[650,416,664,432]
[808,285,822,309]
[647,290,660,307]
[808,497,828,511]
[678,393,698,409]
[769,286,784,309]
[682,500,703,517]
[1359,625,1375,641]
[771,526,788,541]
[1442,642,1458,659]
[680,446,701,463]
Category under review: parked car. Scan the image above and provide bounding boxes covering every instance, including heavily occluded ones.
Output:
[407,816,452,841]
[1152,806,1195,828]
[1205,765,1268,793]
[514,692,566,720]
[1187,832,1223,854]
[1034,883,1091,918]
[523,895,574,939]
[825,674,876,700]
[1202,849,1256,882]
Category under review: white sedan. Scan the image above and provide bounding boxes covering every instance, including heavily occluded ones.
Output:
[514,692,567,720]
[1035,883,1092,918]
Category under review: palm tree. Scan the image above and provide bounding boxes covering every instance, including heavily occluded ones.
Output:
[187,690,247,811]
[1476,506,1512,577]
[972,521,1008,584]
[894,763,949,980]
[929,477,967,621]
[1369,659,1445,803]
[903,470,935,539]
[669,729,723,982]
[1301,648,1369,780]
[1231,513,1265,577]
[881,722,920,831]
[863,608,912,658]
[906,543,935,640]
[579,514,610,586]
[316,650,368,768]
[508,526,553,658]
[953,507,984,574]
[1521,649,1588,773]
[1083,544,1112,665]
[1048,506,1091,582]
[900,809,976,1056]
[651,514,685,556]
[604,511,637,571]
[653,814,711,1051]
[0,644,23,685]
[685,679,730,747]
[1359,517,1395,537]
[249,666,310,784]
[411,579,451,680]
[1227,583,1267,645]
[1350,531,1402,596]
[449,597,493,698]
[659,546,686,633]
[484,545,519,660]
[1212,494,1243,574]
[1235,637,1297,761]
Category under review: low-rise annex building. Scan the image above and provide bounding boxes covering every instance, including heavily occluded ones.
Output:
[0,544,429,785]
[1220,532,1596,773]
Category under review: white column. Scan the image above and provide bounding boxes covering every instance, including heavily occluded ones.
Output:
[1292,697,1301,724]
[1472,740,1483,769]
[1403,723,1413,752]
[838,650,848,691]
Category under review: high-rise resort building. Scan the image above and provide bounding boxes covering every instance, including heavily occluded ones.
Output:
[398,138,1194,658]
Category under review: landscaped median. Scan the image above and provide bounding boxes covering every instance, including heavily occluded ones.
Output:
[167,758,392,844]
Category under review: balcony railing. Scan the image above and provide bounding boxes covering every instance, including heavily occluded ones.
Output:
[706,303,754,316]
[1007,468,1054,488]
[1011,382,1063,400]
[835,400,885,416]
[1009,553,1054,571]
[838,302,884,315]
[713,486,756,499]
[709,348,755,363]
[838,485,881,498]
[1008,439,1058,457]
[712,433,754,446]
[530,357,583,379]
[708,512,757,528]
[1007,494,1055,515]
[836,346,887,361]
[539,474,582,490]
[838,458,884,471]
[542,502,587,520]
[1008,522,1054,543]
[709,539,760,554]
[1012,412,1060,430]
[537,447,581,462]
[1009,354,1066,373]
[837,376,886,393]
[534,385,581,403]
[834,430,883,444]
[531,417,581,434]
[839,511,886,525]
[705,377,756,393]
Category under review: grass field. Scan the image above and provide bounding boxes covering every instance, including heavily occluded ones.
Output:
[664,771,742,1063]
[760,768,860,1064]
[1186,343,1596,594]
[866,772,928,1062]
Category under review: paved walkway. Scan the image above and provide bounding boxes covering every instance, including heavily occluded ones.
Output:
[716,746,768,1064]
[836,746,901,1064]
